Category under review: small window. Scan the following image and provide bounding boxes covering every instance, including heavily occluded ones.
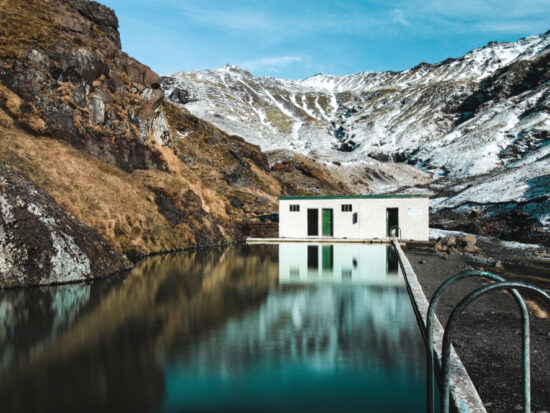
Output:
[352,212,358,224]
[289,204,300,212]
[341,204,352,212]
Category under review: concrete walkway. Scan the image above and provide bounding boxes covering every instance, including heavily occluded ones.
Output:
[246,237,397,244]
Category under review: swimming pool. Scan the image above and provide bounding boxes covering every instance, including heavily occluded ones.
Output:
[0,243,431,412]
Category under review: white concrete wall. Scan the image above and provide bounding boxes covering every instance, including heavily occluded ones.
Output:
[279,197,429,241]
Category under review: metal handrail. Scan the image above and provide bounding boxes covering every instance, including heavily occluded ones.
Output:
[440,281,550,413]
[426,270,530,413]
[389,225,401,238]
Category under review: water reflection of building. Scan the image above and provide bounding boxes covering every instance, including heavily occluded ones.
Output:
[279,243,402,285]
[168,272,424,378]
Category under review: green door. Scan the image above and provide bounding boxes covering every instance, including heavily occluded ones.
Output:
[322,209,333,236]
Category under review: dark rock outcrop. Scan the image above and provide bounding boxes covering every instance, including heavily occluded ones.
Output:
[456,46,550,124]
[0,162,131,288]
[0,0,286,272]
[167,87,197,105]
[225,163,253,188]
[0,0,169,172]
[64,0,121,47]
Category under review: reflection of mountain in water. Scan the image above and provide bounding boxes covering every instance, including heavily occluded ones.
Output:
[161,244,426,412]
[0,244,425,413]
[168,284,423,377]
[0,280,116,370]
[0,246,278,413]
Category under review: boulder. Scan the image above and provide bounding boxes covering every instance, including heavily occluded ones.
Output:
[118,55,160,89]
[228,196,245,208]
[0,163,132,288]
[88,89,106,125]
[439,236,456,247]
[168,87,197,105]
[458,234,478,252]
[272,162,284,171]
[225,163,254,188]
[434,242,448,252]
[64,0,121,47]
[256,196,269,205]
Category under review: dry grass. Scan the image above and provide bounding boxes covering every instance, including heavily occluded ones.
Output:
[0,81,46,134]
[0,101,283,254]
[525,299,549,319]
[0,108,14,128]
[162,101,282,215]
[0,0,113,58]
[264,109,293,135]
[19,113,45,134]
[0,0,288,256]
[0,0,60,56]
[0,125,204,255]
[0,83,23,116]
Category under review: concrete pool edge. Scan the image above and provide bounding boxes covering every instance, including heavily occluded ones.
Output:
[246,237,406,244]
[393,241,487,413]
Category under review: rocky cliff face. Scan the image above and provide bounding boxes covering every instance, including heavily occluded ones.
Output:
[0,0,170,172]
[0,162,131,287]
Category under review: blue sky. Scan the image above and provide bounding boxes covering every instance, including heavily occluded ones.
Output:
[100,0,550,79]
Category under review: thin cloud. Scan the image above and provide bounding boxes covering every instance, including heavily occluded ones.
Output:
[473,20,549,33]
[420,0,550,19]
[391,9,409,26]
[419,14,549,36]
[170,3,273,31]
[110,0,550,79]
[242,56,304,71]
[157,0,548,37]
[397,0,550,34]
[159,0,383,37]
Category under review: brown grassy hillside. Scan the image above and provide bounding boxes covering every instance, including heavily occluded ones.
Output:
[0,106,284,257]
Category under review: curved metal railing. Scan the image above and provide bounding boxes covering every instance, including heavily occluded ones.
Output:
[440,281,550,413]
[389,225,401,239]
[426,270,529,413]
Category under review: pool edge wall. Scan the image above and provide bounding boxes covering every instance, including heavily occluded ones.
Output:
[393,241,487,413]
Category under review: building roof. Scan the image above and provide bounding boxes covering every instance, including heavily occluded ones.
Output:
[279,194,429,200]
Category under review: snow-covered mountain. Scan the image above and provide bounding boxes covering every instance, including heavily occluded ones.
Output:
[162,31,550,237]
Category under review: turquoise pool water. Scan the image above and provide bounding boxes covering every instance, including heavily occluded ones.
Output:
[0,244,430,412]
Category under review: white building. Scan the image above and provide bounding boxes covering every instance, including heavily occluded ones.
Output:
[279,195,429,241]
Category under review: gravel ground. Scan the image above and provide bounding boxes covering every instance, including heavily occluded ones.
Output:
[403,236,550,413]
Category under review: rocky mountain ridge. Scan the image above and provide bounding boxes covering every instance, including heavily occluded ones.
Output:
[162,33,548,172]
[162,32,550,242]
[0,0,170,172]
